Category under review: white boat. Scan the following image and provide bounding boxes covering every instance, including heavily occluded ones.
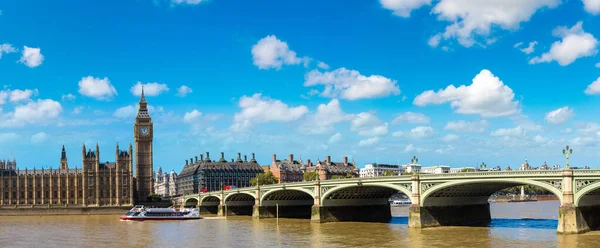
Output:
[390,200,412,206]
[120,205,201,221]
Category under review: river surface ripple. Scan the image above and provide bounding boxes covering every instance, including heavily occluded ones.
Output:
[1,201,599,248]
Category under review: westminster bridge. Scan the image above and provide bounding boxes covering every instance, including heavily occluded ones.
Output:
[182,169,600,234]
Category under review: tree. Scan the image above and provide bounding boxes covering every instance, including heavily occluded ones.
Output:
[250,171,279,186]
[461,168,475,172]
[383,170,396,176]
[303,171,318,181]
[147,193,162,202]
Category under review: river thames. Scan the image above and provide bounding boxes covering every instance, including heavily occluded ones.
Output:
[1,201,599,247]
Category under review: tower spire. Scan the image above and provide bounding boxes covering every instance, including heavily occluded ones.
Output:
[140,85,146,103]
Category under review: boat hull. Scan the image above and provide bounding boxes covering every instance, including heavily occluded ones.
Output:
[120,216,202,221]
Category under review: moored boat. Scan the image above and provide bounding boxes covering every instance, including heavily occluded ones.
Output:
[120,205,201,221]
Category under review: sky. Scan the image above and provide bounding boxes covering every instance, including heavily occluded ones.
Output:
[1,0,600,173]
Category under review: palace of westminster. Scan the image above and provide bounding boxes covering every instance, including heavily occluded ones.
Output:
[0,90,155,207]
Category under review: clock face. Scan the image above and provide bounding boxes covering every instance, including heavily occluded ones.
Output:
[140,126,149,136]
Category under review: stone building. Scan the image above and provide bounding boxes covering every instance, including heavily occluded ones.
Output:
[177,152,263,195]
[270,154,359,183]
[360,163,405,178]
[154,167,178,198]
[270,154,304,183]
[308,156,359,180]
[0,144,134,206]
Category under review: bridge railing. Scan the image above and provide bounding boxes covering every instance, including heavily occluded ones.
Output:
[419,170,564,179]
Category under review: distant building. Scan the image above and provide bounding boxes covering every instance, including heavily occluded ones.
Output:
[449,167,476,173]
[154,166,178,198]
[421,165,450,174]
[360,163,405,178]
[270,154,304,183]
[406,163,421,174]
[309,156,359,180]
[177,152,263,194]
[520,160,531,170]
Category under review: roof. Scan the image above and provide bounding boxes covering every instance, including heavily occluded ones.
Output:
[273,160,305,172]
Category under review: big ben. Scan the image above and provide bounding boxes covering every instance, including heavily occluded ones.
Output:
[134,87,153,202]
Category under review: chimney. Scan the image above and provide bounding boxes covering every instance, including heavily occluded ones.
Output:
[307,159,312,166]
[195,156,198,163]
[206,152,210,160]
[244,155,248,162]
[326,155,331,164]
[200,154,204,161]
[272,154,277,162]
[185,160,188,166]
[289,154,294,162]
[190,157,193,164]
[344,156,348,165]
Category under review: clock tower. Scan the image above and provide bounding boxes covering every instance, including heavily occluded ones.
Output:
[134,87,153,203]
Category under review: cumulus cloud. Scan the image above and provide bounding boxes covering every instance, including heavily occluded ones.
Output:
[584,77,600,95]
[491,126,526,137]
[18,46,44,68]
[515,41,538,54]
[176,85,193,97]
[183,109,202,122]
[422,0,560,48]
[358,137,380,147]
[442,134,459,142]
[61,93,76,101]
[300,99,354,134]
[30,132,48,144]
[595,62,600,68]
[435,145,456,154]
[0,44,16,59]
[328,133,342,144]
[351,112,389,137]
[113,104,161,119]
[392,126,435,139]
[9,89,38,103]
[444,120,488,132]
[0,99,62,127]
[171,0,205,5]
[414,70,519,117]
[391,112,430,124]
[304,68,400,100]
[130,82,169,96]
[583,0,600,14]
[380,0,432,17]
[231,93,308,131]
[530,21,598,66]
[317,61,330,70]
[251,35,306,70]
[78,76,118,100]
[545,106,574,124]
[404,144,426,153]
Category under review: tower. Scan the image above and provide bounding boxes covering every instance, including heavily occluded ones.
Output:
[134,87,154,202]
[60,145,68,170]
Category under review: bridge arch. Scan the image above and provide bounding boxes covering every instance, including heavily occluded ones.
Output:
[320,183,412,204]
[420,178,563,206]
[184,198,199,207]
[224,192,255,202]
[258,188,315,219]
[199,195,221,206]
[575,181,600,206]
[260,188,315,204]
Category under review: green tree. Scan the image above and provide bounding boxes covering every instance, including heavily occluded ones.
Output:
[146,193,162,202]
[383,170,396,176]
[250,171,279,186]
[460,168,475,172]
[303,171,318,181]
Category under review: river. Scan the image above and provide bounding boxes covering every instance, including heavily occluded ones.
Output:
[1,201,599,247]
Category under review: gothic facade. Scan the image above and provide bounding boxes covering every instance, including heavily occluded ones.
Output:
[154,166,178,198]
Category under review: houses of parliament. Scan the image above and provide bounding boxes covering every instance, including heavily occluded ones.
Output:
[0,90,154,207]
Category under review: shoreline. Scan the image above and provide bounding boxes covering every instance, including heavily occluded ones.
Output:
[0,206,131,216]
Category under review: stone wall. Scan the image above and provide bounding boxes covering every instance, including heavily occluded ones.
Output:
[410,203,491,228]
[0,206,131,216]
[317,204,391,223]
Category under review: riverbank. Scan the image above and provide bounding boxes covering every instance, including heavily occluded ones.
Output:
[0,206,131,216]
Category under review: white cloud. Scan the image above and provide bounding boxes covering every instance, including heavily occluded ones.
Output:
[530,21,598,66]
[584,77,600,95]
[545,106,574,124]
[444,120,488,132]
[351,112,389,137]
[183,109,202,123]
[1,99,62,127]
[0,44,16,59]
[176,85,193,97]
[61,93,76,101]
[72,106,84,114]
[534,135,548,143]
[517,41,538,54]
[18,46,44,68]
[491,126,526,137]
[514,42,523,48]
[428,34,441,47]
[393,126,434,139]
[583,0,600,15]
[30,132,48,144]
[570,136,598,147]
[304,68,400,100]
[414,69,519,117]
[130,82,169,96]
[595,62,600,68]
[358,137,380,147]
[9,89,37,103]
[426,0,560,48]
[251,35,305,70]
[300,99,354,134]
[0,133,19,142]
[435,145,456,154]
[317,61,330,70]
[78,76,118,100]
[328,133,342,144]
[404,144,426,153]
[380,0,432,17]
[442,134,459,142]
[391,112,430,124]
[171,0,205,5]
[232,93,308,131]
[113,104,161,119]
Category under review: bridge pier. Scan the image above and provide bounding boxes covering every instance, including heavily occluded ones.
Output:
[557,169,591,234]
[312,204,391,223]
[409,203,491,228]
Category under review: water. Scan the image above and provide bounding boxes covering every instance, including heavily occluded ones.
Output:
[1,201,600,247]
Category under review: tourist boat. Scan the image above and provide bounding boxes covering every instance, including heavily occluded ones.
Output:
[390,200,412,206]
[120,205,201,221]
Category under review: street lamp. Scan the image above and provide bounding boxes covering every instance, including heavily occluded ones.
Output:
[562,145,573,169]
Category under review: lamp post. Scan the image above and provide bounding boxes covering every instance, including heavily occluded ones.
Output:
[562,145,573,170]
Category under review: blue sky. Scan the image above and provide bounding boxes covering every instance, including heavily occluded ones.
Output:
[2,0,600,172]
